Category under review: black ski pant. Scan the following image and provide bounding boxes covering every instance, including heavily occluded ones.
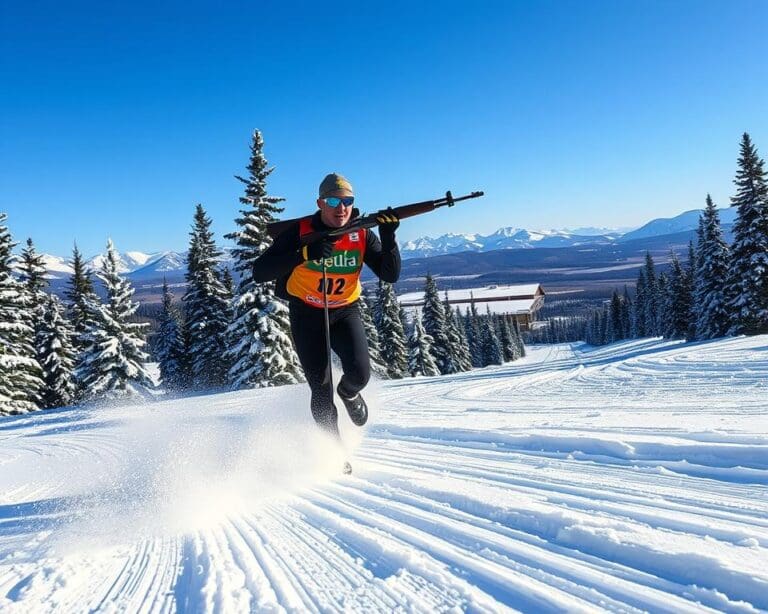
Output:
[289,300,371,435]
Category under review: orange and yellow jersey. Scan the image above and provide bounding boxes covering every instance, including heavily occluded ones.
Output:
[286,218,367,308]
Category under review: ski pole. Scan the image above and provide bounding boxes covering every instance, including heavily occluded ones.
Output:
[321,259,335,431]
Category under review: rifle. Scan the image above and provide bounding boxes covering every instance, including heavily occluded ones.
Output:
[266,190,484,243]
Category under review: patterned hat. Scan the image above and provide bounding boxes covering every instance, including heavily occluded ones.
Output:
[319,173,354,198]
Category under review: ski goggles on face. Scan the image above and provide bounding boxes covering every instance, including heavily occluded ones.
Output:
[322,196,355,208]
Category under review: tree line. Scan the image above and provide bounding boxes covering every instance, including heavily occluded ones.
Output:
[1,130,526,416]
[529,132,768,346]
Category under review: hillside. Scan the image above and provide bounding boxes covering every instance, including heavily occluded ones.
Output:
[1,336,766,612]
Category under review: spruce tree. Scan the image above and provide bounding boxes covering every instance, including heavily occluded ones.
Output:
[694,195,731,339]
[447,302,473,371]
[421,274,455,374]
[685,241,697,340]
[156,279,187,390]
[587,309,602,345]
[224,130,303,388]
[377,282,408,378]
[18,238,48,316]
[408,310,440,377]
[359,293,387,376]
[656,272,670,337]
[183,205,233,389]
[642,253,658,336]
[608,290,623,343]
[75,239,154,400]
[726,133,768,335]
[621,286,632,339]
[666,253,692,339]
[511,317,526,357]
[498,315,518,361]
[0,214,43,414]
[37,294,77,408]
[480,307,504,366]
[464,302,484,367]
[633,269,647,337]
[65,243,97,356]
[18,238,53,395]
[599,307,609,345]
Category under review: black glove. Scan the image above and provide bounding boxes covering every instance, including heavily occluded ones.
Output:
[376,207,400,237]
[303,236,336,261]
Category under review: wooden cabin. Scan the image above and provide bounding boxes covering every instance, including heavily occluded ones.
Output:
[399,283,545,331]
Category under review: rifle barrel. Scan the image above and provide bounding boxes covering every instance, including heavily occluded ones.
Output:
[270,190,484,243]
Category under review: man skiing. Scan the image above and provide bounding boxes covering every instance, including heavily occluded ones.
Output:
[252,173,401,441]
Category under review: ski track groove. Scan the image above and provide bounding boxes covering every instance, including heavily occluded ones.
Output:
[357,442,768,530]
[310,479,732,613]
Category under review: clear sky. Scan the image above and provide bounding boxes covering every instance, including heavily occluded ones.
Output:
[2,0,767,257]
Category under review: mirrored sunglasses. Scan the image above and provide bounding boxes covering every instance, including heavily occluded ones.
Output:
[323,196,355,208]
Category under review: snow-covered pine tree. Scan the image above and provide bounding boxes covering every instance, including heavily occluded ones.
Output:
[511,317,526,357]
[659,251,688,339]
[498,315,518,361]
[179,315,194,388]
[446,301,473,371]
[219,266,236,371]
[621,286,632,339]
[221,267,234,295]
[75,239,154,400]
[656,272,670,338]
[359,292,387,376]
[37,294,77,408]
[421,274,455,374]
[632,269,647,338]
[18,238,48,316]
[685,241,697,341]
[694,194,731,339]
[642,253,659,336]
[464,302,483,367]
[665,252,691,339]
[480,306,503,366]
[608,290,623,343]
[726,133,768,335]
[65,243,97,356]
[599,307,609,345]
[156,279,187,390]
[0,214,43,415]
[586,309,601,345]
[399,304,411,339]
[408,310,440,377]
[183,205,232,389]
[373,279,385,332]
[377,282,408,378]
[18,238,55,399]
[224,131,303,388]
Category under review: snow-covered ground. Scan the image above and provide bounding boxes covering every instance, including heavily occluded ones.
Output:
[1,336,767,612]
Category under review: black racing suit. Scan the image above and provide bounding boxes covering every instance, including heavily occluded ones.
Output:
[252,211,400,435]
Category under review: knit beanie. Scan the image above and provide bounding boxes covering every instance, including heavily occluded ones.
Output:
[319,173,354,198]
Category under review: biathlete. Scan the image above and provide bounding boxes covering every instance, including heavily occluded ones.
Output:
[252,173,401,439]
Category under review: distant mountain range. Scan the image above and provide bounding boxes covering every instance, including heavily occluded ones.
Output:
[400,228,624,258]
[41,250,224,281]
[399,207,738,258]
[38,206,738,294]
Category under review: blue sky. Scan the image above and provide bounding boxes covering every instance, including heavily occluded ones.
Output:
[1,0,767,257]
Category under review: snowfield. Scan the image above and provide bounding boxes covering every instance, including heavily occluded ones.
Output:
[1,336,767,612]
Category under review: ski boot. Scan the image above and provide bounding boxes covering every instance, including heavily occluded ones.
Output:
[337,384,368,426]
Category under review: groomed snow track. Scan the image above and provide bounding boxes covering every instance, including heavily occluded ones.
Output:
[1,337,767,612]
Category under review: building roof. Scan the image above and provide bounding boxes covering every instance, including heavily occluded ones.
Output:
[399,283,544,306]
